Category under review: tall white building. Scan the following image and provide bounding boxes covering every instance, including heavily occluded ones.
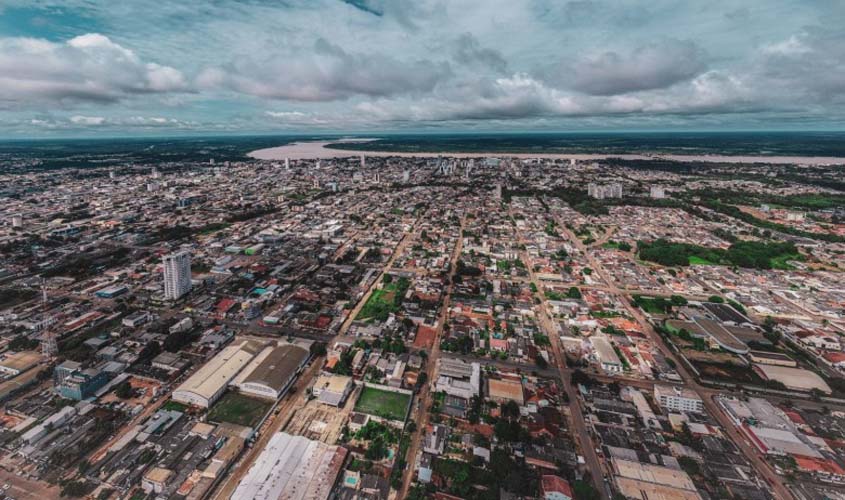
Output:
[163,250,192,300]
[650,186,666,199]
[654,385,703,414]
[588,182,623,200]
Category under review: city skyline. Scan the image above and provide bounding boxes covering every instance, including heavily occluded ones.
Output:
[1,0,845,137]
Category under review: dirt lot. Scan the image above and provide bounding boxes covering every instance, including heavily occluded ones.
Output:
[99,376,161,407]
[283,385,360,443]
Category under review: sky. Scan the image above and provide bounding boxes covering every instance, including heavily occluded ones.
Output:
[0,0,844,137]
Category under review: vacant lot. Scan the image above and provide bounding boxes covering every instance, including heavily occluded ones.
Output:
[207,392,272,428]
[354,386,411,422]
[356,276,411,321]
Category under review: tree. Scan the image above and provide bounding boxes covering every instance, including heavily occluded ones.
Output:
[573,479,600,500]
[670,295,688,306]
[571,369,593,387]
[501,400,520,419]
[115,380,133,399]
[312,342,328,357]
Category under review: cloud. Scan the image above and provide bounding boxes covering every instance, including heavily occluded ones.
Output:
[1,0,845,134]
[0,33,188,109]
[547,39,708,96]
[452,33,508,73]
[198,38,451,101]
[70,115,106,125]
[757,28,845,102]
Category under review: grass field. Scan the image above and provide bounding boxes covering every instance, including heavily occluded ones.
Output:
[207,392,272,428]
[356,276,410,321]
[354,386,411,421]
[770,253,801,270]
[688,256,716,265]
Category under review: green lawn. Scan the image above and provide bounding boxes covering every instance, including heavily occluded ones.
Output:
[770,253,801,270]
[355,386,411,422]
[356,276,411,321]
[633,295,673,314]
[207,392,272,428]
[688,256,716,265]
[162,400,189,413]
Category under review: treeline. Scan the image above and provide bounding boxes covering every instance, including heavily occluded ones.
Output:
[638,239,799,269]
[690,195,845,243]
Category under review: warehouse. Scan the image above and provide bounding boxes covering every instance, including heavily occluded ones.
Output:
[312,374,354,406]
[231,432,347,500]
[172,339,264,408]
[591,335,622,373]
[487,377,524,406]
[231,342,310,400]
[754,364,832,394]
[0,351,41,376]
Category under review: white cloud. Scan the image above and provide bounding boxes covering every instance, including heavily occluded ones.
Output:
[198,38,451,101]
[544,39,708,96]
[70,115,106,125]
[0,33,189,109]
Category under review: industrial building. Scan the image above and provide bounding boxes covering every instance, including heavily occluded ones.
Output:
[435,357,481,400]
[612,458,701,500]
[754,364,832,394]
[653,385,704,414]
[0,351,41,376]
[172,339,264,408]
[231,342,311,400]
[312,374,354,406]
[231,432,347,500]
[591,335,623,373]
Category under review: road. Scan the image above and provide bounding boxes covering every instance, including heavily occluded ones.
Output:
[208,216,422,500]
[556,214,797,500]
[209,358,324,500]
[0,468,60,499]
[397,217,465,499]
[513,209,611,499]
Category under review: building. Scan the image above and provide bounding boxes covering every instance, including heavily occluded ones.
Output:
[612,458,701,500]
[142,467,174,494]
[487,377,524,406]
[122,310,151,328]
[423,424,449,455]
[56,365,110,400]
[151,352,189,374]
[163,250,192,300]
[94,284,128,299]
[653,385,704,414]
[749,350,797,367]
[172,339,264,408]
[591,336,622,373]
[754,364,832,394]
[231,343,310,400]
[0,351,41,376]
[435,357,481,400]
[649,186,666,199]
[541,475,573,500]
[588,183,623,199]
[312,374,354,406]
[231,432,347,500]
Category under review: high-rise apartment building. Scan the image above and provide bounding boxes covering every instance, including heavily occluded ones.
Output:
[163,250,192,300]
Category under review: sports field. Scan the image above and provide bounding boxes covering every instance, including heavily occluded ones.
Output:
[354,386,411,422]
[207,392,272,428]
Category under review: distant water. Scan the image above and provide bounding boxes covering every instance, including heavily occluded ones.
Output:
[1,132,845,170]
[326,132,845,157]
